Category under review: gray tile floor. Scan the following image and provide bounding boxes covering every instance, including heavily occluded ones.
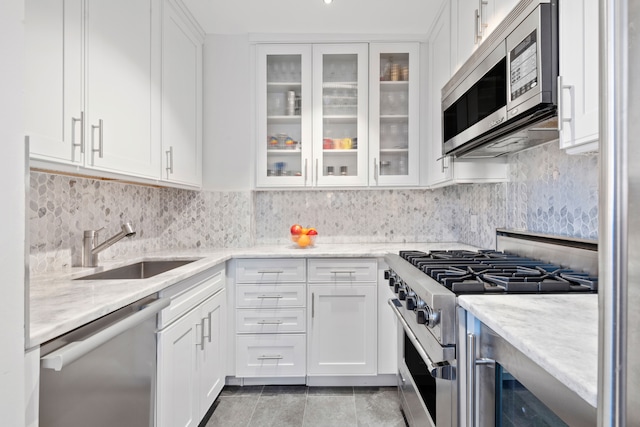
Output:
[203,385,407,427]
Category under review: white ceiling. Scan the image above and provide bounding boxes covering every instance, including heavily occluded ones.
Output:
[182,0,444,35]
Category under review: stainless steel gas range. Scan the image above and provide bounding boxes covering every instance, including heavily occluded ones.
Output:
[384,230,598,427]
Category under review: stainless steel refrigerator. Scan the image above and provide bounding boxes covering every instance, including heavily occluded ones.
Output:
[598,0,640,425]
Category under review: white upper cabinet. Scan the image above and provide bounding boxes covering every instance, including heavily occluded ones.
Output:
[25,0,83,165]
[84,0,161,179]
[313,44,369,187]
[369,43,420,187]
[256,44,313,187]
[558,0,599,154]
[425,1,509,188]
[161,0,204,187]
[452,0,519,73]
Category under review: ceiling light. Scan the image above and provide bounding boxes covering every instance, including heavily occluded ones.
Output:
[324,0,333,4]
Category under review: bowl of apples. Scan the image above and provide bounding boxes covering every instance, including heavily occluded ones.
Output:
[290,224,318,248]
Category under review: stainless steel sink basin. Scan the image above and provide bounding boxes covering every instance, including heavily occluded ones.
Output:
[75,259,200,280]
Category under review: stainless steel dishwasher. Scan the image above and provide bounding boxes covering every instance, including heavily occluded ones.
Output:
[39,294,169,427]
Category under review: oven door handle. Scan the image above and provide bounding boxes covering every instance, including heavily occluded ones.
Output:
[388,298,455,380]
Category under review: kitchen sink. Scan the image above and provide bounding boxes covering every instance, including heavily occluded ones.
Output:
[74,259,200,280]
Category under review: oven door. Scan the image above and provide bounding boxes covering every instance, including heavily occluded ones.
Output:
[389,299,456,427]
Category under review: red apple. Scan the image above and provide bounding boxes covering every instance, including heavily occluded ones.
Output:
[307,228,318,235]
[290,224,302,235]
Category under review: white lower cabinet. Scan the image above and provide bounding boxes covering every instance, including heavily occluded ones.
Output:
[307,259,378,376]
[236,334,306,377]
[157,266,226,427]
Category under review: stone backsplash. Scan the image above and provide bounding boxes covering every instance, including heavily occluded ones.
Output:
[28,142,599,273]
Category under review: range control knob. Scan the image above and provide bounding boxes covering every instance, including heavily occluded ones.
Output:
[406,295,417,311]
[384,270,391,280]
[394,279,402,294]
[416,307,429,324]
[416,307,441,327]
[398,286,407,300]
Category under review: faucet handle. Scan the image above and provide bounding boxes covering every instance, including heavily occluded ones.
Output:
[84,226,105,238]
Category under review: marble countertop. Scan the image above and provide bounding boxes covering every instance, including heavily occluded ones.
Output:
[29,242,477,348]
[458,294,598,408]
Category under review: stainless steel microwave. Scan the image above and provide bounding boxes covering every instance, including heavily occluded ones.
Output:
[442,0,559,158]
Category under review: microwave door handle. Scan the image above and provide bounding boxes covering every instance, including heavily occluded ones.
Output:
[388,298,455,380]
[41,298,170,371]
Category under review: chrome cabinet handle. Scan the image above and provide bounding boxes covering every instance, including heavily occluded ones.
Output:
[165,146,174,175]
[436,155,449,173]
[304,158,308,186]
[71,111,85,155]
[91,119,103,159]
[203,312,212,343]
[256,295,283,299]
[330,270,356,274]
[466,333,495,427]
[257,355,283,360]
[195,319,205,350]
[315,158,319,184]
[475,0,489,44]
[257,270,284,274]
[312,292,315,318]
[373,157,378,184]
[557,76,575,141]
[257,320,283,325]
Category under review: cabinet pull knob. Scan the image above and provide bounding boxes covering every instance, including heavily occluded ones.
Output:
[91,119,103,160]
[257,355,283,360]
[257,320,283,325]
[71,111,85,156]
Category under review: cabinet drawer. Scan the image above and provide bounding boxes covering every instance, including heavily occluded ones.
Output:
[307,258,377,283]
[236,334,306,378]
[236,284,305,308]
[236,258,306,283]
[236,308,306,334]
[158,264,224,329]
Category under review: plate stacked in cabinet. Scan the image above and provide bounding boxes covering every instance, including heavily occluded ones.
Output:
[235,259,307,379]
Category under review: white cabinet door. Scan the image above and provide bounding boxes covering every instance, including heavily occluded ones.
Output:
[84,0,161,178]
[313,44,369,187]
[558,0,599,154]
[162,0,203,187]
[256,44,313,187]
[157,307,200,427]
[25,0,84,165]
[427,3,454,186]
[307,284,377,376]
[198,290,226,421]
[369,43,420,186]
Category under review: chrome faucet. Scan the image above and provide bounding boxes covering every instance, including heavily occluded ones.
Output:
[82,222,137,267]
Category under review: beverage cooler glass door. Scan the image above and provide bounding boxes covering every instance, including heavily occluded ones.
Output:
[256,44,312,187]
[313,44,368,186]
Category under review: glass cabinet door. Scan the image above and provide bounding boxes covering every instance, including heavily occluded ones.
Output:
[313,44,369,187]
[256,44,312,187]
[369,43,420,186]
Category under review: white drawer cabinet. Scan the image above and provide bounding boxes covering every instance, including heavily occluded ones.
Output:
[236,308,306,334]
[235,334,306,377]
[308,258,377,283]
[236,258,306,283]
[234,259,306,381]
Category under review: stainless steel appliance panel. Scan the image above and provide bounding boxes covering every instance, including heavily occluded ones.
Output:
[39,296,168,427]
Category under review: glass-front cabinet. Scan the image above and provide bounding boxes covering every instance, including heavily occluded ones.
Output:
[256,44,312,187]
[369,43,420,186]
[256,43,368,188]
[312,44,369,187]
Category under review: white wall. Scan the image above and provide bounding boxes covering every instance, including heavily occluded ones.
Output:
[0,0,26,425]
[202,34,254,191]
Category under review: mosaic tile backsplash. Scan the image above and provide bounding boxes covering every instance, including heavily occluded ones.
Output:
[29,142,599,273]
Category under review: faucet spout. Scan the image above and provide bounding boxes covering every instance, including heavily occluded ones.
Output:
[82,222,137,267]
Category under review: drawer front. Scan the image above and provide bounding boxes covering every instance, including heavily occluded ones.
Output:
[236,308,306,334]
[236,334,306,377]
[236,284,305,308]
[158,265,224,328]
[236,258,305,283]
[307,258,377,283]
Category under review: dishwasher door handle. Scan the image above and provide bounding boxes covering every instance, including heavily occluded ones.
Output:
[41,298,170,371]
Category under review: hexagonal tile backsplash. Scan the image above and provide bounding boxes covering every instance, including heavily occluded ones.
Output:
[28,142,598,273]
